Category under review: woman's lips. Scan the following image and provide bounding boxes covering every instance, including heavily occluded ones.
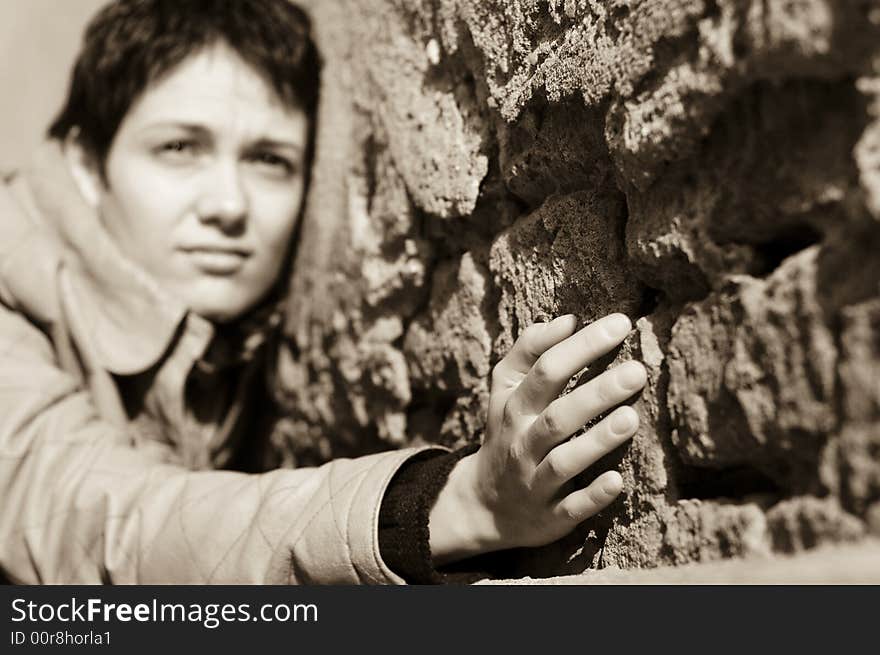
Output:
[179,246,251,275]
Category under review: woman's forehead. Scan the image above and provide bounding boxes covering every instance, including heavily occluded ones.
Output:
[120,43,308,143]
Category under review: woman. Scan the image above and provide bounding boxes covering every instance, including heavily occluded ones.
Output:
[0,0,646,584]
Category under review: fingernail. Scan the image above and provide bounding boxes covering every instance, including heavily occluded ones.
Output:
[618,361,647,391]
[552,313,576,328]
[610,409,635,435]
[603,476,622,496]
[603,313,631,340]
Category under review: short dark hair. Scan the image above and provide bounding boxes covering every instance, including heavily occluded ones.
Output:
[49,0,320,166]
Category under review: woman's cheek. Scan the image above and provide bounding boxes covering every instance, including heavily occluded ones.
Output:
[257,196,302,245]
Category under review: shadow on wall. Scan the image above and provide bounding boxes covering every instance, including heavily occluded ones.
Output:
[0,0,108,172]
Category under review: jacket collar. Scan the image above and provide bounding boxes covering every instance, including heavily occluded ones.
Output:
[18,141,209,375]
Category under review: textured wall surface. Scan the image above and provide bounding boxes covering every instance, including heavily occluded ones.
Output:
[276,0,880,577]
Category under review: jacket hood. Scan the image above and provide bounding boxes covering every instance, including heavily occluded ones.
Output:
[0,141,289,376]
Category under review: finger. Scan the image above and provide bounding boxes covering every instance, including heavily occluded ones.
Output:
[512,313,632,415]
[532,406,638,492]
[525,360,647,459]
[491,315,578,390]
[489,316,578,431]
[554,471,623,525]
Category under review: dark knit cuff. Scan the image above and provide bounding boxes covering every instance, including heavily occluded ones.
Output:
[379,444,494,585]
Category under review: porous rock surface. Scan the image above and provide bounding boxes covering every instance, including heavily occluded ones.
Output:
[273,0,880,578]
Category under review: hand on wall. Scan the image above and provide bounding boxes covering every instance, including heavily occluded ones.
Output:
[428,313,646,564]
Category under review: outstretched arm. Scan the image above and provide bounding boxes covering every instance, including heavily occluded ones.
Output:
[0,301,436,584]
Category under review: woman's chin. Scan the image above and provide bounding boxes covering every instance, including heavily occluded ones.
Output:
[185,295,255,325]
[169,277,268,324]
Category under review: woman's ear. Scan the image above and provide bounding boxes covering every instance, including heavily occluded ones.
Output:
[61,130,103,208]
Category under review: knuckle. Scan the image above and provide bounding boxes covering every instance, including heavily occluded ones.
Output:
[520,323,543,346]
[506,440,532,474]
[544,450,568,480]
[522,469,540,495]
[501,401,518,431]
[531,354,556,385]
[540,405,563,436]
[531,355,549,380]
[557,500,581,524]
[505,439,524,462]
[595,377,616,404]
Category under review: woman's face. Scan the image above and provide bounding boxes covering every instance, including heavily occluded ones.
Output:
[90,43,309,323]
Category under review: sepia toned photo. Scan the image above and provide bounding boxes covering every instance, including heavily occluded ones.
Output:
[1,0,879,587]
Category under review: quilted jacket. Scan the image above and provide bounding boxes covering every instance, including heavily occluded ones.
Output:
[0,142,439,584]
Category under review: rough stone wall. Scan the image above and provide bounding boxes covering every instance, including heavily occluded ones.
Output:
[273,0,880,577]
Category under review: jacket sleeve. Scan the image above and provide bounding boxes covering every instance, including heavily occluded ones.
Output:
[0,300,440,584]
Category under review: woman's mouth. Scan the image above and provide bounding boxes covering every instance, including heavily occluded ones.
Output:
[178,245,251,275]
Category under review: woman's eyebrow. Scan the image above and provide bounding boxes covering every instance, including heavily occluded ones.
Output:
[249,138,304,157]
[138,122,212,138]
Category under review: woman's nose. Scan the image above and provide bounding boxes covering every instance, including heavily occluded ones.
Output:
[195,161,249,230]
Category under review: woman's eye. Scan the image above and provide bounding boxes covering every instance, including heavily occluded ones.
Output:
[155,140,199,159]
[249,152,296,176]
